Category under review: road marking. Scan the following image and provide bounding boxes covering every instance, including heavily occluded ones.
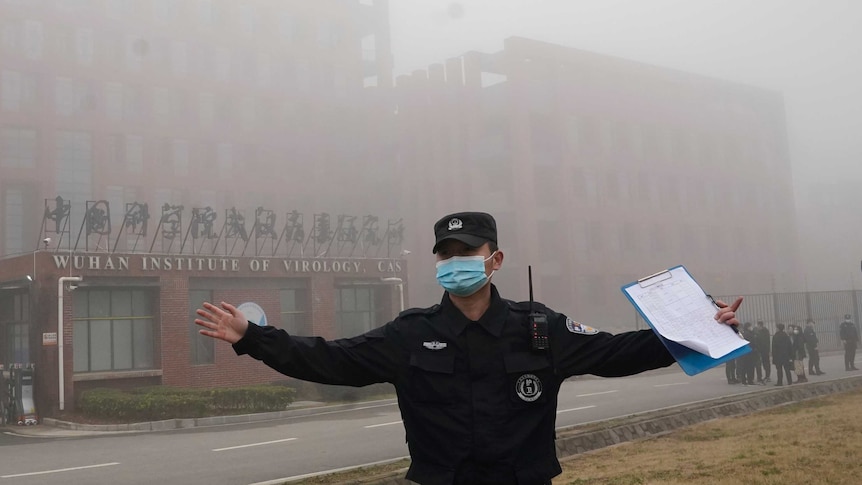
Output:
[654,382,689,388]
[364,420,403,429]
[213,438,297,452]
[248,456,411,485]
[2,462,120,478]
[576,390,619,397]
[557,405,596,414]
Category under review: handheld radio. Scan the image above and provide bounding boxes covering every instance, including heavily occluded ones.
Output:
[528,265,549,350]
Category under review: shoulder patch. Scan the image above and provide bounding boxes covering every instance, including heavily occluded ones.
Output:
[566,318,598,335]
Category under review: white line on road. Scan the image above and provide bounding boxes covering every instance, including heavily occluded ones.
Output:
[654,382,689,388]
[248,456,411,485]
[576,390,620,397]
[2,462,120,478]
[213,438,297,452]
[557,405,596,414]
[364,420,403,429]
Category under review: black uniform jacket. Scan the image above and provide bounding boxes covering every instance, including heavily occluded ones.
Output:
[233,285,675,485]
[771,330,793,365]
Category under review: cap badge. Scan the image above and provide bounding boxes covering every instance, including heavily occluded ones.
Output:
[447,218,463,231]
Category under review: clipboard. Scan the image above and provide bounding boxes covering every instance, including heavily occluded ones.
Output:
[621,265,751,376]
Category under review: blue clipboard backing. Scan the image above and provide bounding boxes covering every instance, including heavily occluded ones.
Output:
[621,265,751,376]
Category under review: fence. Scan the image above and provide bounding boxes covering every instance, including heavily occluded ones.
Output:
[635,289,862,351]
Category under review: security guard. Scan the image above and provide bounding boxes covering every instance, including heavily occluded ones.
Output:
[839,314,860,371]
[196,211,743,485]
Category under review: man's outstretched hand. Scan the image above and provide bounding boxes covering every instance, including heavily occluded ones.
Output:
[713,297,743,328]
[195,302,249,344]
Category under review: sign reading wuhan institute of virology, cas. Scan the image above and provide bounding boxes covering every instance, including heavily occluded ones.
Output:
[51,254,404,275]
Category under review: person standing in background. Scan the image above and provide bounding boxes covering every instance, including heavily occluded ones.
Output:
[839,314,859,371]
[791,325,808,383]
[754,321,771,383]
[771,323,793,386]
[803,319,823,375]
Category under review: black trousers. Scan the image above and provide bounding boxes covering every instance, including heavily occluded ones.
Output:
[725,359,737,383]
[807,346,821,373]
[775,362,793,385]
[845,343,858,369]
[758,350,771,378]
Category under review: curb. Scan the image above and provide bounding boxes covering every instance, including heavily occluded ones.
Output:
[36,398,398,434]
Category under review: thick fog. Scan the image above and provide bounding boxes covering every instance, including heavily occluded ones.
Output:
[2,0,860,325]
[390,0,862,292]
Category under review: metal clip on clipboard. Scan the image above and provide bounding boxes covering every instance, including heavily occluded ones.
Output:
[637,269,673,288]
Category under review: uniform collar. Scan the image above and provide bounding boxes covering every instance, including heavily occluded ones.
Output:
[440,284,508,337]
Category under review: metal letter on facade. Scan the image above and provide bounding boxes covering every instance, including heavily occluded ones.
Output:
[125,202,149,237]
[85,200,112,236]
[191,207,218,240]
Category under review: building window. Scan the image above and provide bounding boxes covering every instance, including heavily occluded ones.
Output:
[1,127,37,168]
[216,143,232,176]
[361,35,376,61]
[336,286,382,338]
[1,70,37,112]
[171,139,189,176]
[125,134,143,173]
[72,289,156,372]
[280,288,308,335]
[317,21,339,48]
[255,53,270,87]
[278,12,295,41]
[215,47,231,82]
[0,292,30,366]
[55,131,92,218]
[199,92,214,127]
[238,5,258,35]
[55,77,78,116]
[105,82,123,120]
[152,87,172,123]
[23,20,42,60]
[188,290,214,365]
[197,0,217,27]
[239,97,256,131]
[171,41,187,77]
[2,188,25,255]
[75,28,94,65]
[152,0,172,24]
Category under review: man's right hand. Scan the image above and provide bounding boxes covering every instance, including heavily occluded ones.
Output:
[195,301,249,344]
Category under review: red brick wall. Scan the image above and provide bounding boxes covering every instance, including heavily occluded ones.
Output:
[1,252,406,414]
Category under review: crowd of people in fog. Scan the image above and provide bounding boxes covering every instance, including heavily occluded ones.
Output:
[726,315,860,386]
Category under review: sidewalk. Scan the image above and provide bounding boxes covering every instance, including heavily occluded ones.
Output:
[2,398,397,438]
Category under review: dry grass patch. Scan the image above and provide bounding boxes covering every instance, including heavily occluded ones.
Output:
[555,389,862,484]
[285,389,862,484]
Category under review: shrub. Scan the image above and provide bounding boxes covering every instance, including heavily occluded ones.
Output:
[78,385,296,422]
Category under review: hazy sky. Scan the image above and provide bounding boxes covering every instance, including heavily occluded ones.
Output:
[388,0,862,185]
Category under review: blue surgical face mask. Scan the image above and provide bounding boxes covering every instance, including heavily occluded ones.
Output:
[435,251,497,297]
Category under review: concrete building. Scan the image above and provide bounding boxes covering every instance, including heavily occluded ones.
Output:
[393,37,800,328]
[0,0,405,416]
[0,0,395,259]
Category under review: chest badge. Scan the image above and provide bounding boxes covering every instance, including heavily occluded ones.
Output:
[566,318,598,335]
[423,341,448,350]
[516,374,543,402]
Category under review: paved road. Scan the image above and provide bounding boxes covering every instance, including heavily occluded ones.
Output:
[0,352,854,484]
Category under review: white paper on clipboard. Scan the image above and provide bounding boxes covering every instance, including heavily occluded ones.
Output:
[623,266,747,359]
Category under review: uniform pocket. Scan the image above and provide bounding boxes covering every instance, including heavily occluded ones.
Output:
[408,353,457,404]
[505,353,552,406]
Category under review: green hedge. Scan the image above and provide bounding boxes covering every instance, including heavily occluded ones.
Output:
[79,385,296,422]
